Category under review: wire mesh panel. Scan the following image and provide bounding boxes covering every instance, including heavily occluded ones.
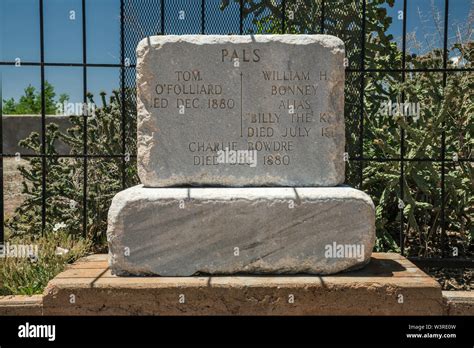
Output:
[123,0,163,66]
[0,0,472,262]
[243,0,283,34]
[164,0,202,34]
[285,0,322,34]
[324,0,363,70]
[205,0,241,34]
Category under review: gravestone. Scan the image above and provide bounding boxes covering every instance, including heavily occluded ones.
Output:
[107,34,376,276]
[137,35,345,187]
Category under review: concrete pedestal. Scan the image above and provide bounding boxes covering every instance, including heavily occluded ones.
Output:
[107,185,375,276]
[42,253,444,315]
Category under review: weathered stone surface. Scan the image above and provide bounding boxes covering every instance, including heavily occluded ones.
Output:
[107,185,375,276]
[137,34,345,187]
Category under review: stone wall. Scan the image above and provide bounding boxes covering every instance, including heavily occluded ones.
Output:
[2,115,72,154]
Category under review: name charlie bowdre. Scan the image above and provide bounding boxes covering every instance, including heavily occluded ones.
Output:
[18,322,56,342]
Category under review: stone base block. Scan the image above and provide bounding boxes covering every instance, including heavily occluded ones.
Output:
[0,295,43,316]
[443,291,474,315]
[107,185,375,276]
[42,253,444,315]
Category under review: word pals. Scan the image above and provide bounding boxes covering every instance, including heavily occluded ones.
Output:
[221,48,261,63]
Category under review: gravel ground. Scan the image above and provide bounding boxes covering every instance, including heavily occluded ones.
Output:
[423,267,472,291]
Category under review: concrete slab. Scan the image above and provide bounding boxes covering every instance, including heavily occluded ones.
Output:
[42,253,444,315]
[0,295,43,315]
[443,291,474,315]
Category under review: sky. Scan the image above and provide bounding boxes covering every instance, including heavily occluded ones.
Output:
[0,0,472,108]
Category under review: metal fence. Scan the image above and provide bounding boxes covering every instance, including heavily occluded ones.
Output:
[0,0,472,262]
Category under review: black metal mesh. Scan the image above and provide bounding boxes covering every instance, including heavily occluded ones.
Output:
[164,0,202,34]
[243,0,283,34]
[205,0,241,34]
[0,0,472,262]
[124,0,163,66]
[324,0,363,70]
[285,0,322,34]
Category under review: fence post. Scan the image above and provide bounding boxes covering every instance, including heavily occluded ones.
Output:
[239,0,243,35]
[399,0,407,256]
[40,0,47,236]
[440,0,450,257]
[281,0,286,34]
[81,0,88,238]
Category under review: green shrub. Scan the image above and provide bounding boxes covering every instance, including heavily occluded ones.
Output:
[228,0,473,257]
[364,43,473,256]
[5,89,139,249]
[0,232,91,295]
[2,81,68,115]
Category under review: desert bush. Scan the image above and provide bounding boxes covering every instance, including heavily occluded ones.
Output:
[364,43,473,256]
[225,0,473,256]
[5,89,139,249]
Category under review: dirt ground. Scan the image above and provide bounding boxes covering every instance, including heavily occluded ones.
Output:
[425,267,473,291]
[3,158,28,219]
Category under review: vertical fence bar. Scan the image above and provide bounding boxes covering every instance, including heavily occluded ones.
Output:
[201,0,205,34]
[0,66,3,244]
[161,0,165,34]
[281,0,286,34]
[441,0,449,257]
[82,0,88,238]
[120,0,126,189]
[239,0,243,35]
[358,0,366,190]
[320,0,325,34]
[400,0,407,256]
[40,0,46,236]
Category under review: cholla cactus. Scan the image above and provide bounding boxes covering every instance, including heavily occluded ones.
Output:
[6,88,139,250]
